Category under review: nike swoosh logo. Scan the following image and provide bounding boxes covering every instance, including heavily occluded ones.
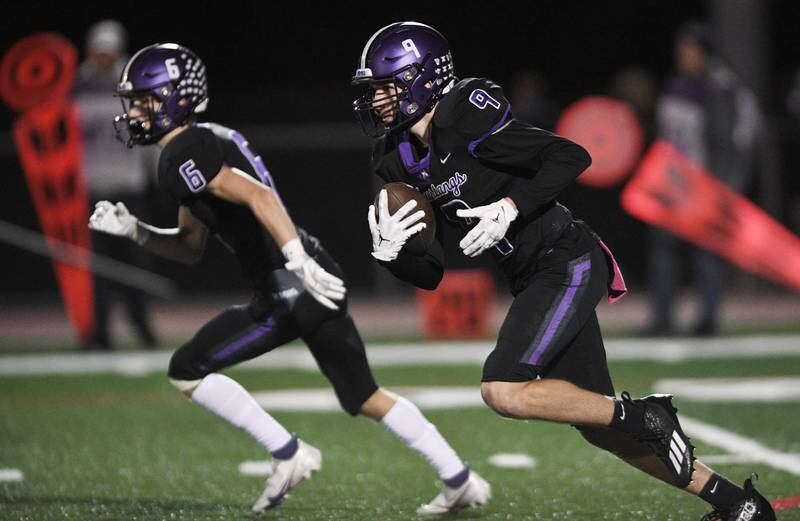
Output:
[709,481,719,494]
[384,54,407,63]
[439,153,452,164]
[619,404,626,421]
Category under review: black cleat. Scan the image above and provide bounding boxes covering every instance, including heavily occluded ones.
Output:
[700,476,776,521]
[621,392,695,487]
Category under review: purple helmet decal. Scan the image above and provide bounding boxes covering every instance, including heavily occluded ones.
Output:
[352,22,455,137]
[113,43,209,147]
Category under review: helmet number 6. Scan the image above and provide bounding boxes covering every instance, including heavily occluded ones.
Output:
[165,58,180,80]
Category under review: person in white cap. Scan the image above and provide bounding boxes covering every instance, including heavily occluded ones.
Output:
[74,20,159,351]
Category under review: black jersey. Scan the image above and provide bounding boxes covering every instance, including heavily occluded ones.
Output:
[371,78,594,293]
[158,123,316,282]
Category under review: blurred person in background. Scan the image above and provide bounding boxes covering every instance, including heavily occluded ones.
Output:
[509,69,560,131]
[784,69,800,235]
[610,66,658,142]
[645,21,759,337]
[74,20,159,350]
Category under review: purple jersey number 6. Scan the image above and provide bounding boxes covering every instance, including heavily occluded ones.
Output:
[179,159,207,193]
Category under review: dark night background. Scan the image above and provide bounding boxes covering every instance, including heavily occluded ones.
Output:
[2,1,799,300]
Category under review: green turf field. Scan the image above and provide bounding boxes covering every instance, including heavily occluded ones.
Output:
[1,351,799,520]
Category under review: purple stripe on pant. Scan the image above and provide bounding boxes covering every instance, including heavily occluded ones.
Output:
[206,316,276,367]
[525,256,592,365]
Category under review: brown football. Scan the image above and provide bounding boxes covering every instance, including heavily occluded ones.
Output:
[375,182,436,255]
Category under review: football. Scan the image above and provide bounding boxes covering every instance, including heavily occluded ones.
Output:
[377,182,436,255]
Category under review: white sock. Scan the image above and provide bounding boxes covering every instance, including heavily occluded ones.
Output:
[381,396,466,481]
[191,373,293,455]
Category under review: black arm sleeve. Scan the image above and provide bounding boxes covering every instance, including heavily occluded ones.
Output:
[378,239,444,290]
[475,120,591,218]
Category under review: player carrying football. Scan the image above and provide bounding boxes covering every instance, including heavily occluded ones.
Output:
[353,21,776,521]
[88,43,490,515]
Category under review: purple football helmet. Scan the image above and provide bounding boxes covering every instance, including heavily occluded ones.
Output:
[352,22,455,137]
[114,43,209,147]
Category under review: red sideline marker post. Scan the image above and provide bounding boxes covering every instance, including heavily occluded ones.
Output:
[621,140,800,293]
[0,34,94,341]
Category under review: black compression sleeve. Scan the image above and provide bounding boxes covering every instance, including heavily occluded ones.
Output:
[379,239,445,290]
[475,121,591,218]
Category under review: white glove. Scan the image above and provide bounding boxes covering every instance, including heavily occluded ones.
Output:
[456,198,518,257]
[282,238,346,310]
[367,189,427,262]
[88,201,149,245]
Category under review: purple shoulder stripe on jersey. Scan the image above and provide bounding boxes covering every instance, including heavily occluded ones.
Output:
[467,104,511,158]
[524,255,592,366]
[227,129,286,207]
[196,123,285,207]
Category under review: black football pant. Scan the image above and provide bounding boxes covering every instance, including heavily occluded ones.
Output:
[167,250,378,415]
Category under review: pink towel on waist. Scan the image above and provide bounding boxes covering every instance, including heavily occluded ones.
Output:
[598,240,627,303]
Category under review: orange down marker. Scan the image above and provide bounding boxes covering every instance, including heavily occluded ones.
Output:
[0,34,94,340]
[621,140,800,292]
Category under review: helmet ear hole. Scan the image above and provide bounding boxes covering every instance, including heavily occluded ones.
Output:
[402,67,418,82]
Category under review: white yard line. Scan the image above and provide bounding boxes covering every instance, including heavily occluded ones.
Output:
[699,454,770,465]
[239,452,537,477]
[239,460,272,477]
[681,416,800,476]
[247,387,800,477]
[0,468,24,482]
[654,377,800,402]
[488,453,537,469]
[2,335,800,376]
[252,386,482,412]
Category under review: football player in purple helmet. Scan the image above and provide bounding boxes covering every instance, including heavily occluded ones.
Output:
[113,43,210,147]
[354,21,775,521]
[90,42,484,515]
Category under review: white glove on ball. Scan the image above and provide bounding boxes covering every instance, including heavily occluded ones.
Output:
[367,189,426,262]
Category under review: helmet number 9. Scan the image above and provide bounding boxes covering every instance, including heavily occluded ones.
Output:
[402,39,421,59]
[165,58,180,80]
